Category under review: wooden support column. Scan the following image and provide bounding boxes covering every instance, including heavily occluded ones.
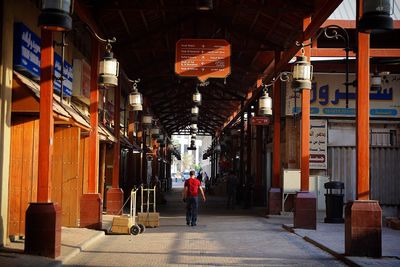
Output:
[239,101,245,186]
[345,0,381,257]
[244,107,252,208]
[80,37,102,229]
[25,29,61,259]
[294,17,316,230]
[269,51,282,215]
[106,83,123,214]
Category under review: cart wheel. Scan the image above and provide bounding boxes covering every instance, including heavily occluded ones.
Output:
[130,225,140,235]
[138,224,146,234]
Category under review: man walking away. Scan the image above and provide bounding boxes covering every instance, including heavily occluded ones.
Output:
[226,171,238,209]
[183,170,206,226]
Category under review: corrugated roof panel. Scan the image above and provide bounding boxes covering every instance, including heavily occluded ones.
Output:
[329,0,399,20]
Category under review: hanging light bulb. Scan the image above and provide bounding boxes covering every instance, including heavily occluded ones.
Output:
[38,0,73,31]
[291,51,313,91]
[259,88,272,116]
[98,43,119,88]
[359,0,394,32]
[193,89,202,105]
[129,79,143,111]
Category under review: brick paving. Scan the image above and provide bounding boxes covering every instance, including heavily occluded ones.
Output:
[64,188,345,267]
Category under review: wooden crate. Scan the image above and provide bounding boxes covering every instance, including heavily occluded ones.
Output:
[137,212,160,227]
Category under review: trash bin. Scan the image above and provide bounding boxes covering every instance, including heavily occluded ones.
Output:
[324,181,344,223]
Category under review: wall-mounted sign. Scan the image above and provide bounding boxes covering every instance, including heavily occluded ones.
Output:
[309,119,327,170]
[54,53,73,96]
[13,22,74,96]
[175,39,231,82]
[251,116,270,125]
[72,59,91,104]
[286,73,400,118]
[13,22,41,80]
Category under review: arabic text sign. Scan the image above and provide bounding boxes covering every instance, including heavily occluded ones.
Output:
[175,39,231,82]
[251,116,270,125]
[309,119,327,170]
[286,73,400,118]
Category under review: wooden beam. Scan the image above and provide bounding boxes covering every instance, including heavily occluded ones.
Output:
[113,83,121,188]
[311,48,400,57]
[272,51,281,188]
[356,1,370,200]
[300,17,311,192]
[37,29,54,202]
[88,37,100,193]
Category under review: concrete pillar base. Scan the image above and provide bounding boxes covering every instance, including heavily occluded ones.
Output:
[106,188,124,215]
[294,191,316,229]
[345,200,382,257]
[268,188,282,215]
[80,193,102,229]
[25,203,61,258]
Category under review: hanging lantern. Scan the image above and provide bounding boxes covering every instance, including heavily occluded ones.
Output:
[259,90,272,116]
[129,80,143,111]
[191,134,197,141]
[359,0,394,32]
[142,114,153,125]
[191,106,199,115]
[291,54,313,91]
[193,90,202,105]
[98,44,119,88]
[151,128,160,138]
[196,0,213,10]
[38,0,73,31]
[190,123,198,133]
[214,144,221,153]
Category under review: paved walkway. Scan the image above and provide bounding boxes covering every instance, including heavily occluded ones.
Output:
[1,187,399,266]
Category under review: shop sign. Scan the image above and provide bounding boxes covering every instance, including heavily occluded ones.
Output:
[54,53,73,96]
[175,39,231,82]
[251,116,270,125]
[14,23,73,96]
[309,119,327,170]
[13,22,41,79]
[286,73,400,118]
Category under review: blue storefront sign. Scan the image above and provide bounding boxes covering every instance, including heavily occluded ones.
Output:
[13,22,41,80]
[54,53,73,96]
[14,22,73,96]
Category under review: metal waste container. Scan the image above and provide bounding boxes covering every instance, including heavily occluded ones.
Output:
[324,181,344,223]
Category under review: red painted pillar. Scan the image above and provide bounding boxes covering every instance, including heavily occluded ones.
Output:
[80,37,102,229]
[345,0,381,257]
[294,17,316,230]
[25,29,61,258]
[268,51,282,215]
[107,83,124,214]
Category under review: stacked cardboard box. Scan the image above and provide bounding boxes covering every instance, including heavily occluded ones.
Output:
[111,216,131,234]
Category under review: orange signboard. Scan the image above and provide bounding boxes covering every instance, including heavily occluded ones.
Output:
[175,39,231,82]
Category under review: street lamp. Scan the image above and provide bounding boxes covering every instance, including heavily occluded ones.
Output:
[359,0,394,32]
[142,114,153,125]
[259,85,272,116]
[98,42,119,88]
[291,50,313,91]
[129,79,143,111]
[38,0,73,31]
[191,106,199,115]
[193,89,202,105]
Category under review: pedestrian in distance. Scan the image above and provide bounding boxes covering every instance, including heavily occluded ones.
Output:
[226,170,238,210]
[182,170,206,226]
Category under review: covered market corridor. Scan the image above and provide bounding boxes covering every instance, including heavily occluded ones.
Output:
[1,0,400,266]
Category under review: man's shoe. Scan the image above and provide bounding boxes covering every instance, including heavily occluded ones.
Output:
[191,223,196,226]
[186,221,190,226]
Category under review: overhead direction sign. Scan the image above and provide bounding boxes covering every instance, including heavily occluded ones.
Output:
[251,116,270,125]
[175,39,231,82]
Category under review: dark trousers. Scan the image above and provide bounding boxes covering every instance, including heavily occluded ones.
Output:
[186,196,198,225]
[227,191,236,209]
